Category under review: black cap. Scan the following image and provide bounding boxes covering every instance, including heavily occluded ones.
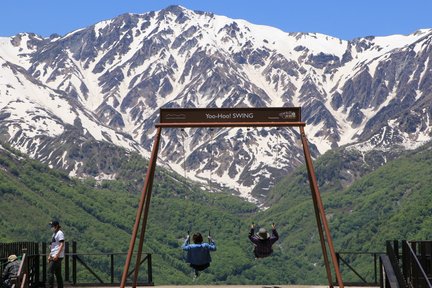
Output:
[49,220,60,227]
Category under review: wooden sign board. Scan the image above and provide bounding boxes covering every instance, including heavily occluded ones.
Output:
[159,107,301,123]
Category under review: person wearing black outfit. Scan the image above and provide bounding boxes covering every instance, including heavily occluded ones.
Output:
[48,220,65,288]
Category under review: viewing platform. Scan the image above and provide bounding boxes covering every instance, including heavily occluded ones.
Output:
[1,240,431,288]
[72,286,375,288]
[143,285,372,288]
[74,284,379,288]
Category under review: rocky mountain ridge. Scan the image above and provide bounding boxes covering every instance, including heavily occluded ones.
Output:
[0,5,431,202]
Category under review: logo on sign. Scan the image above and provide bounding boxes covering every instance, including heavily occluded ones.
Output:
[165,114,186,120]
[279,111,297,120]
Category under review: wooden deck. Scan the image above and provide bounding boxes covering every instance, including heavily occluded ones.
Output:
[142,285,372,288]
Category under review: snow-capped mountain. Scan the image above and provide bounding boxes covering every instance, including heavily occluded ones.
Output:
[1,5,431,202]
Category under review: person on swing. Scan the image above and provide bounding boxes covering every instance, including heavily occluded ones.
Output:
[248,223,279,258]
[182,232,216,278]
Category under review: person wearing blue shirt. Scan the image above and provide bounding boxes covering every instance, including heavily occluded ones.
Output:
[182,232,216,278]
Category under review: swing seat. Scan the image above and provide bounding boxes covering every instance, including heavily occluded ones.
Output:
[185,246,212,264]
[190,263,210,271]
[253,249,273,259]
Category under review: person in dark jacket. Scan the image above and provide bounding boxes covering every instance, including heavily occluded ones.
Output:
[182,232,216,278]
[2,255,20,288]
[248,223,279,258]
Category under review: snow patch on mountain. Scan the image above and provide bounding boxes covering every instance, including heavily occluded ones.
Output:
[0,6,432,203]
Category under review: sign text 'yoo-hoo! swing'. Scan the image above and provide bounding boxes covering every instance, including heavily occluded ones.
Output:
[159,107,301,124]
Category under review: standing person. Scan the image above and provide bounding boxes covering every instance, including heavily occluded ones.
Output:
[182,232,216,279]
[1,255,20,288]
[48,220,65,288]
[248,223,279,258]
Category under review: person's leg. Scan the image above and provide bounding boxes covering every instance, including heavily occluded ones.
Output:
[47,260,55,288]
[54,259,63,288]
[189,264,200,278]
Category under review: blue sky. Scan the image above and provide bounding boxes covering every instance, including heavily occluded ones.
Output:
[1,0,432,40]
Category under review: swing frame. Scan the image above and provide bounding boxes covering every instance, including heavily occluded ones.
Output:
[120,107,344,288]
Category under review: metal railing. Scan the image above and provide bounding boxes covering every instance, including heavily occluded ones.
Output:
[67,252,153,286]
[1,242,153,287]
[380,254,403,288]
[1,242,40,287]
[335,251,383,286]
[385,241,407,288]
[402,241,432,288]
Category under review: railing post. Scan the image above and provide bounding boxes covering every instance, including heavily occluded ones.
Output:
[42,242,47,286]
[72,242,77,285]
[413,250,418,287]
[110,254,114,284]
[379,256,384,288]
[394,240,399,260]
[65,242,69,283]
[402,240,407,284]
[147,254,153,285]
[374,252,378,285]
[34,243,40,287]
[425,241,430,277]
[412,241,417,286]
[420,241,427,281]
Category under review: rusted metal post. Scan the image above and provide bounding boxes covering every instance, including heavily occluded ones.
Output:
[300,126,344,288]
[300,127,333,287]
[132,128,162,287]
[120,127,162,288]
[131,197,150,287]
[300,130,334,287]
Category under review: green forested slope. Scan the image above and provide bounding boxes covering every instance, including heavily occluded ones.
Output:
[260,144,432,283]
[0,144,258,284]
[1,142,432,285]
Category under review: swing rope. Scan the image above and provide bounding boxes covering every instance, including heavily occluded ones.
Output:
[181,128,187,179]
[209,128,215,192]
[181,129,213,246]
[274,127,280,166]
